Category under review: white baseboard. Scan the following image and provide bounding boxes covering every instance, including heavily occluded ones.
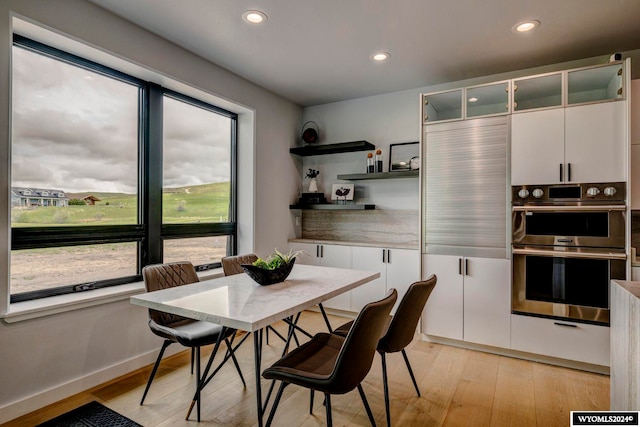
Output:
[0,346,181,425]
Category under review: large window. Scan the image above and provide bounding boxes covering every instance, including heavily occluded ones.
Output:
[10,36,237,302]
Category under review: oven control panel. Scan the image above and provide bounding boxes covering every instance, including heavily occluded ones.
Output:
[512,182,626,204]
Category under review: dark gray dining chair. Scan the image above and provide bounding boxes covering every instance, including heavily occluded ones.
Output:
[141,261,246,422]
[262,288,398,427]
[333,275,437,426]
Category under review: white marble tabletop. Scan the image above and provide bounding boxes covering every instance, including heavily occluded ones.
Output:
[130,264,380,332]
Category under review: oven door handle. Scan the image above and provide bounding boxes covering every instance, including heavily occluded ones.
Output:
[512,205,626,212]
[513,248,626,260]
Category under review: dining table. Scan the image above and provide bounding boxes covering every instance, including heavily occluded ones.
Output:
[130,263,380,426]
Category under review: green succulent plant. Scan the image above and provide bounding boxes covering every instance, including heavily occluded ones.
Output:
[252,248,303,270]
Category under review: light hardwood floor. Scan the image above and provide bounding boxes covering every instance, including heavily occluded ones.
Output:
[2,311,609,426]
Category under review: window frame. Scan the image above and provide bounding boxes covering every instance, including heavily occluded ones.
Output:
[10,35,238,302]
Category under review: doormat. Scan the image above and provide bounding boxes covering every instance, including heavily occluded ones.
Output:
[37,401,142,427]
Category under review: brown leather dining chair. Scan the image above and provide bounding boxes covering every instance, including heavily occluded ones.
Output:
[333,275,437,426]
[262,288,398,427]
[140,261,246,422]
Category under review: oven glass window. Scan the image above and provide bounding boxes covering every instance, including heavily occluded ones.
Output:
[525,256,609,308]
[525,212,608,237]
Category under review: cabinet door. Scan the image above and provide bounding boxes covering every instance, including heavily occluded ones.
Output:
[422,254,463,340]
[289,242,320,266]
[351,247,387,312]
[511,108,565,185]
[462,257,511,348]
[565,101,626,183]
[319,245,352,311]
[386,248,420,313]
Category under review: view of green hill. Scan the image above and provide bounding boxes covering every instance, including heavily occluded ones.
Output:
[12,182,230,226]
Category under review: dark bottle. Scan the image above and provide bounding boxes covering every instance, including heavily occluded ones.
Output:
[375,149,383,173]
[367,152,374,173]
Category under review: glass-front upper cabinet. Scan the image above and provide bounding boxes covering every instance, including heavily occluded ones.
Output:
[513,73,562,112]
[567,62,624,105]
[465,81,510,118]
[423,89,462,123]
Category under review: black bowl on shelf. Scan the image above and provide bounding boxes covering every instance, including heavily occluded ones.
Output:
[241,259,296,286]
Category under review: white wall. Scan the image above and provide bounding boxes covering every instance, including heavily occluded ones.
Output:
[0,0,301,422]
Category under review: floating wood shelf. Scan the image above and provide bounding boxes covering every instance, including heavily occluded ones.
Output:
[289,204,375,210]
[289,140,375,156]
[337,170,419,180]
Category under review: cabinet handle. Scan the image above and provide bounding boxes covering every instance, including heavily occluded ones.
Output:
[465,258,469,276]
[559,163,563,182]
[382,249,386,263]
[387,249,391,263]
[316,245,320,258]
[553,322,578,328]
[458,258,463,275]
[320,245,324,258]
[567,163,572,182]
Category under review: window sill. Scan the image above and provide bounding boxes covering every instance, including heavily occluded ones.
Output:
[1,268,224,323]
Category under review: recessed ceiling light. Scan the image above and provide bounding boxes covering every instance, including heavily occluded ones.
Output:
[513,20,540,32]
[468,97,479,103]
[242,10,267,24]
[371,52,390,62]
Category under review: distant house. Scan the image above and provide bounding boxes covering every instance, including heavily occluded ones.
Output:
[82,195,101,206]
[11,187,69,207]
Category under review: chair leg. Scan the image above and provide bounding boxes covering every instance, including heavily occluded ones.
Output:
[357,384,376,427]
[381,352,391,427]
[196,346,201,422]
[265,382,287,427]
[140,339,172,405]
[324,393,333,427]
[266,325,270,345]
[190,347,195,374]
[310,389,314,414]
[401,349,421,397]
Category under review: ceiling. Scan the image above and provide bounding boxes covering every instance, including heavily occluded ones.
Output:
[88,0,640,107]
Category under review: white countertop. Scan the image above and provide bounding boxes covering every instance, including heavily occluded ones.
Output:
[289,238,418,250]
[130,264,379,331]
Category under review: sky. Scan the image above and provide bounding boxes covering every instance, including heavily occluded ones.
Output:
[11,45,231,194]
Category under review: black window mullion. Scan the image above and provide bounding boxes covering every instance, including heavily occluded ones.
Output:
[142,83,164,267]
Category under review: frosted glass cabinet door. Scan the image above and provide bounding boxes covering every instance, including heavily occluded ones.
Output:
[564,101,626,183]
[511,108,565,185]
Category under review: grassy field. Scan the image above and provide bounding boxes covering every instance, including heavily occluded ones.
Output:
[11,182,230,226]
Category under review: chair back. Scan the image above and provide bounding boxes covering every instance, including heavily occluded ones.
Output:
[142,261,200,326]
[329,288,397,394]
[222,254,259,276]
[378,275,437,354]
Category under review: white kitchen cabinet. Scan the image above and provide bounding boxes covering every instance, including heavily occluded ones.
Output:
[290,242,352,310]
[511,101,626,185]
[511,108,565,185]
[565,101,626,183]
[510,314,610,366]
[631,145,640,209]
[351,247,419,313]
[422,254,510,348]
[422,254,464,340]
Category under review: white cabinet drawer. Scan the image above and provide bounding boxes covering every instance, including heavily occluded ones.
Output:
[510,314,610,366]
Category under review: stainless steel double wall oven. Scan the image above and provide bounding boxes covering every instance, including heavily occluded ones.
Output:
[511,182,626,325]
